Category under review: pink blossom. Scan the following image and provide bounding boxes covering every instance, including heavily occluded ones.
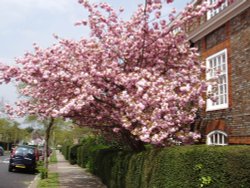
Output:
[0,0,210,146]
[113,128,120,133]
[166,0,174,3]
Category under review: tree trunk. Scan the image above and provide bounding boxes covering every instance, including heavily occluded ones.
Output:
[43,118,54,179]
[121,128,145,152]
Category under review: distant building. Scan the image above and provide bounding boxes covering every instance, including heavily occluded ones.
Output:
[187,0,250,145]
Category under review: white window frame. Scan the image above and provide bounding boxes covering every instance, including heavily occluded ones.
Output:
[207,0,228,20]
[206,130,228,146]
[206,49,229,111]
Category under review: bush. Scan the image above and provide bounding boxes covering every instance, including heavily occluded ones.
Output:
[49,150,58,164]
[75,136,111,168]
[69,144,82,165]
[91,148,123,187]
[63,141,250,188]
[65,136,112,168]
[75,140,93,168]
[87,144,110,173]
[36,161,47,179]
[61,144,71,160]
[135,146,250,188]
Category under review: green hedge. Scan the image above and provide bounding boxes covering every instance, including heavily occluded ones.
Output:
[64,136,111,168]
[75,137,109,169]
[63,141,250,188]
[69,144,82,165]
[130,146,250,188]
[61,144,71,160]
[92,149,125,187]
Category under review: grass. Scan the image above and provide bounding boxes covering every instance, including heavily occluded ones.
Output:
[37,172,59,188]
[49,150,58,164]
[37,150,59,187]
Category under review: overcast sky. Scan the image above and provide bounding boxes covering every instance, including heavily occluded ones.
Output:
[0,0,190,120]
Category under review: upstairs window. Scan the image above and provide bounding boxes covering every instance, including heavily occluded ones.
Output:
[207,0,228,20]
[206,130,228,145]
[206,49,228,111]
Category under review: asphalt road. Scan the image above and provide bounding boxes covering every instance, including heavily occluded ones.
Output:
[0,154,36,188]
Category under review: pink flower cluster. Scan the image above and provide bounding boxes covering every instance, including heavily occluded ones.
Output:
[0,0,219,145]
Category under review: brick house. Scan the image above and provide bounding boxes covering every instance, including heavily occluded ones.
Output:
[186,0,250,145]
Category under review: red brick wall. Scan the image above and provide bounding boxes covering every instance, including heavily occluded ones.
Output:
[229,136,250,145]
[198,8,250,144]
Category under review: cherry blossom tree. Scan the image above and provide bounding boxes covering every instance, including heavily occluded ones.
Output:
[0,0,224,150]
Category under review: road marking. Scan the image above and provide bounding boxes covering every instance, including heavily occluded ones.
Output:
[0,158,10,163]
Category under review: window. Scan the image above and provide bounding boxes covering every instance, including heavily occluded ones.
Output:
[207,0,228,20]
[206,49,228,111]
[206,130,228,145]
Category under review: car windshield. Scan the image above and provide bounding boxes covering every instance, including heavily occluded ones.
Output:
[15,147,34,155]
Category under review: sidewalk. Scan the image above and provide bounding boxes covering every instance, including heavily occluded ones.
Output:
[50,150,106,188]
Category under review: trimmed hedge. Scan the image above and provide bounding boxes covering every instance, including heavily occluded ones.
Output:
[69,144,82,165]
[62,142,250,188]
[61,144,71,160]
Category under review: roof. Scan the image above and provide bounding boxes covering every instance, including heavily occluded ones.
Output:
[188,0,250,42]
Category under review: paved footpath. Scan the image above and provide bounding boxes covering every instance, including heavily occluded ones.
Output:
[50,150,106,188]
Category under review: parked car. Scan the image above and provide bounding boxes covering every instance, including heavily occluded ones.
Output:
[0,146,4,156]
[38,146,52,160]
[8,145,39,173]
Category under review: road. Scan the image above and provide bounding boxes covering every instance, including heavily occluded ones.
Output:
[0,154,36,188]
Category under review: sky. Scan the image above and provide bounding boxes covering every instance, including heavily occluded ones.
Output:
[0,0,190,121]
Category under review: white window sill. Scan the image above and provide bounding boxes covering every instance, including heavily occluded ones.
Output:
[207,143,228,146]
[206,105,228,112]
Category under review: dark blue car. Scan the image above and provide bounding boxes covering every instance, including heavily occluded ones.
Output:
[9,145,38,173]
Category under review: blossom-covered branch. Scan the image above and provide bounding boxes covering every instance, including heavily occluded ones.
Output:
[0,0,225,147]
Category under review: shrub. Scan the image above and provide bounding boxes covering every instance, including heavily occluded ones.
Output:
[92,148,118,186]
[64,141,250,188]
[61,144,71,160]
[69,144,82,165]
[36,161,47,180]
[87,144,110,172]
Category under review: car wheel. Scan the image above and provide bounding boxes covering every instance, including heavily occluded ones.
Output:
[30,166,37,174]
[8,165,13,172]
